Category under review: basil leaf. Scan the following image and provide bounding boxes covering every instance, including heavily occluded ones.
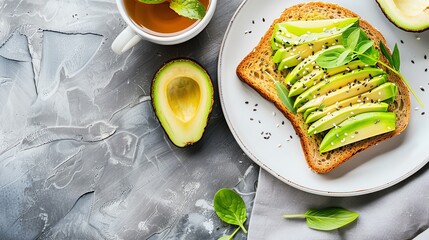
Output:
[392,43,400,71]
[214,188,247,233]
[170,0,206,20]
[316,46,347,68]
[304,207,359,231]
[336,49,353,66]
[356,40,374,54]
[275,81,296,114]
[139,0,166,3]
[346,28,360,50]
[358,46,379,65]
[379,41,394,66]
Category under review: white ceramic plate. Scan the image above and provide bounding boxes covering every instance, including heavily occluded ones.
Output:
[219,0,429,196]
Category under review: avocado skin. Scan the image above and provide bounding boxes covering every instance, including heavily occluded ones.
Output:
[151,58,214,148]
[375,0,429,32]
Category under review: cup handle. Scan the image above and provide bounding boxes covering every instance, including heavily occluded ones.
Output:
[111,26,142,54]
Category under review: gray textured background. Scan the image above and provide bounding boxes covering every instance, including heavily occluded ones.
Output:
[0,0,259,239]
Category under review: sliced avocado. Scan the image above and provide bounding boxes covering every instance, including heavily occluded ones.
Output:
[288,60,371,97]
[305,82,398,123]
[294,68,385,109]
[272,21,356,48]
[308,102,389,135]
[151,59,213,147]
[298,74,387,113]
[319,112,396,153]
[376,0,429,32]
[284,45,344,85]
[280,18,359,36]
[303,106,319,119]
[276,36,342,70]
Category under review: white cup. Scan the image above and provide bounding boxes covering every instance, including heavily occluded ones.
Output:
[112,0,217,54]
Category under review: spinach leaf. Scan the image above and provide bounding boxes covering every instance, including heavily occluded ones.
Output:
[283,207,359,231]
[214,188,248,234]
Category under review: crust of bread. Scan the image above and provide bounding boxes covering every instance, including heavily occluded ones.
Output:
[236,2,410,173]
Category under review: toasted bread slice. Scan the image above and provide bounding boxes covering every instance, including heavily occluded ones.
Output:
[236,2,410,173]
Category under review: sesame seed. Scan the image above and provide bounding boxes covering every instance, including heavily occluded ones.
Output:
[400,40,404,44]
[277,144,282,148]
[331,142,334,146]
[245,101,249,104]
[411,60,415,64]
[262,18,265,22]
[422,112,426,115]
[272,111,276,116]
[420,86,425,91]
[351,135,355,139]
[415,107,420,111]
[417,37,421,40]
[276,124,280,128]
[425,55,427,60]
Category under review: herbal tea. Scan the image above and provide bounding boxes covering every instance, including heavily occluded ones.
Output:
[124,0,210,35]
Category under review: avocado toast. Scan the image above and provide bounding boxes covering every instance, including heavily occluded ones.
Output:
[236,2,410,173]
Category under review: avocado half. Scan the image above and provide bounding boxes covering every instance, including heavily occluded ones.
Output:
[151,59,214,147]
[376,0,429,32]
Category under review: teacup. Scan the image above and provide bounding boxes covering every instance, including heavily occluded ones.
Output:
[112,0,217,54]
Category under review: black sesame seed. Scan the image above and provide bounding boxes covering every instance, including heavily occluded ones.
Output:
[250,118,254,121]
[425,55,427,60]
[422,112,426,115]
[426,68,428,72]
[420,87,425,91]
[249,31,252,34]
[400,40,404,44]
[245,101,249,104]
[255,103,258,107]
[282,121,285,125]
[262,18,265,22]
[252,20,255,24]
[253,109,257,111]
[412,60,415,64]
[258,120,261,123]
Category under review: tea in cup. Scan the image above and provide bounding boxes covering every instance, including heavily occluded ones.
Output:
[112,0,216,54]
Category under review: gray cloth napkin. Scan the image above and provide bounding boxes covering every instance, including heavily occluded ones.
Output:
[248,166,429,240]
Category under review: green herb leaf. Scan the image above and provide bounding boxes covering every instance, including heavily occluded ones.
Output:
[283,207,359,231]
[379,41,393,66]
[170,0,206,20]
[392,43,400,71]
[138,0,166,3]
[336,49,352,66]
[358,46,379,65]
[214,188,248,233]
[264,71,296,113]
[356,40,374,54]
[346,28,360,50]
[275,81,297,114]
[316,46,349,68]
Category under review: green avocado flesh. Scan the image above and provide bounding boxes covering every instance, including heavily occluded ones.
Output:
[376,0,429,32]
[151,59,213,147]
[293,67,385,109]
[288,60,371,97]
[271,18,397,153]
[319,112,396,153]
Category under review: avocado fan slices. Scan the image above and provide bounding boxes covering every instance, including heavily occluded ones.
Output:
[271,18,397,153]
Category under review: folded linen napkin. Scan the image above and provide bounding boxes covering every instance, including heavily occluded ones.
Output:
[248,166,429,239]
